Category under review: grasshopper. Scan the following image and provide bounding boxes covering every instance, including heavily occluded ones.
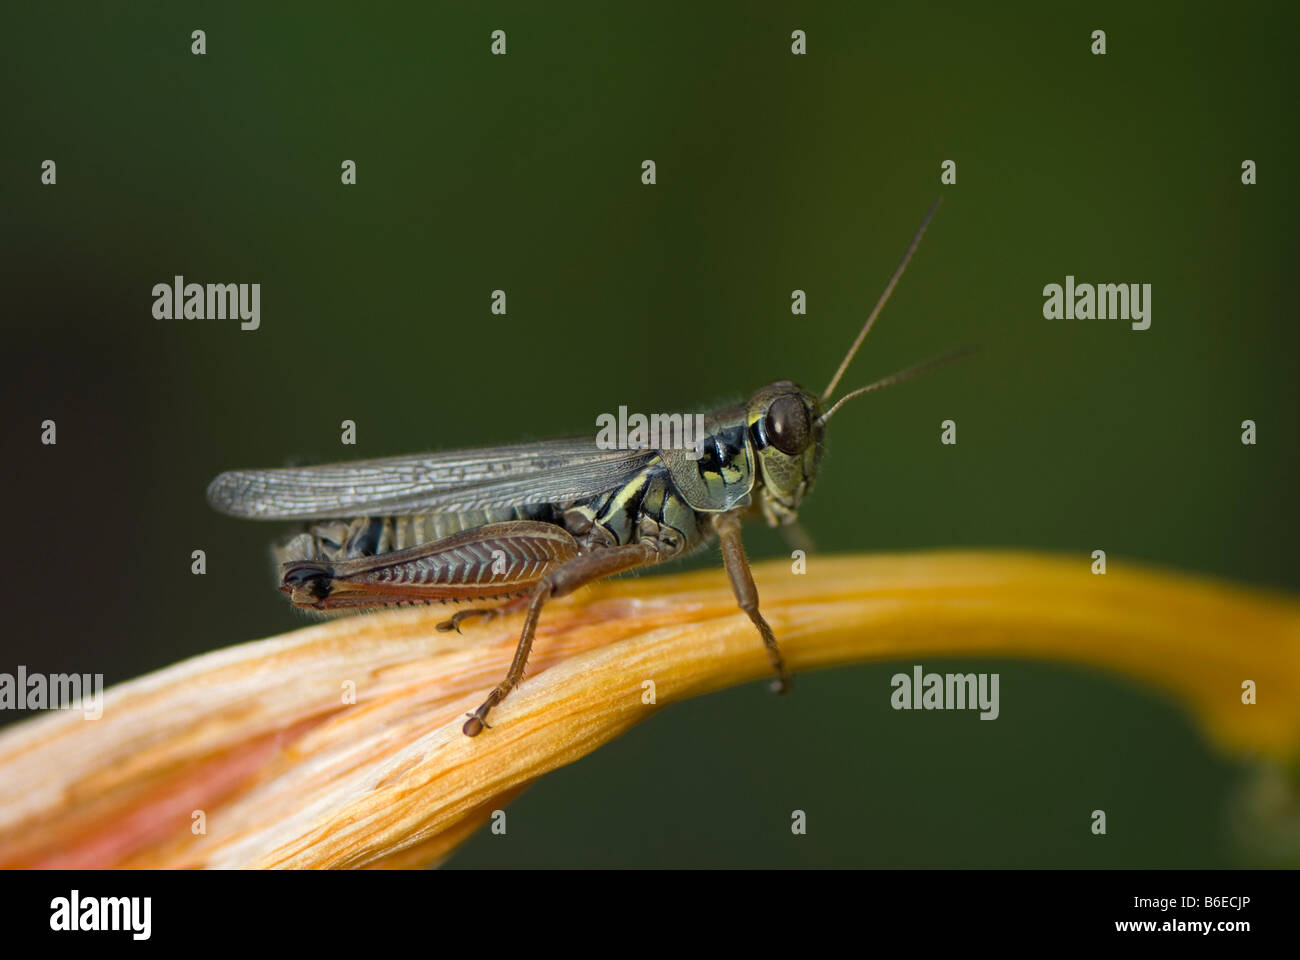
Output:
[207,198,964,736]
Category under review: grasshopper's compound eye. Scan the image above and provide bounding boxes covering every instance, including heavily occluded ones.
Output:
[765,395,809,456]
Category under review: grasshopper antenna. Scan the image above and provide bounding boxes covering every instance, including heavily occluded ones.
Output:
[822,196,943,403]
[817,345,977,426]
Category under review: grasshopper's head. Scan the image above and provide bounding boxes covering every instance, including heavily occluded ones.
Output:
[745,381,825,525]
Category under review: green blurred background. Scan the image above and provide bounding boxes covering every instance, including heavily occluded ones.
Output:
[3,1,1297,866]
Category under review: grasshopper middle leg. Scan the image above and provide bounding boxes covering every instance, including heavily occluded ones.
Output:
[436,597,530,634]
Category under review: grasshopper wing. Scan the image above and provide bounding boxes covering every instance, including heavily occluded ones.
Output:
[207,439,658,520]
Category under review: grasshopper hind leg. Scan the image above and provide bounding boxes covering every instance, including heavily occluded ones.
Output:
[276,520,581,614]
[462,541,661,736]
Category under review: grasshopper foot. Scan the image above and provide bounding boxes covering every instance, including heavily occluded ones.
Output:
[462,711,492,737]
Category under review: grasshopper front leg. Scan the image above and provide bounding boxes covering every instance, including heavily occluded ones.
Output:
[712,511,792,694]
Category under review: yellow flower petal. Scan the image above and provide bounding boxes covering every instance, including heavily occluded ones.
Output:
[0,551,1295,868]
